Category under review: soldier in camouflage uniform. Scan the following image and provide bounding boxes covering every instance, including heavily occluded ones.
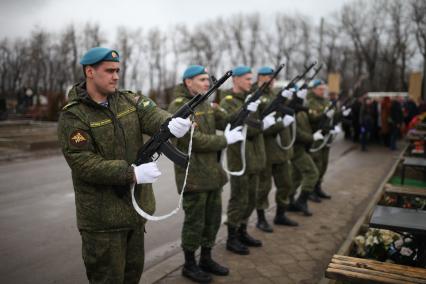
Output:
[168,65,245,283]
[219,66,267,255]
[288,87,323,216]
[306,79,340,201]
[255,67,299,233]
[58,47,191,284]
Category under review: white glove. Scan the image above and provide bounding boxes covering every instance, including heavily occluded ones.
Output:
[313,130,324,141]
[296,89,307,100]
[262,112,276,130]
[224,124,244,145]
[281,89,293,99]
[325,108,335,119]
[330,125,342,135]
[282,115,295,127]
[168,117,192,138]
[342,107,351,117]
[247,100,260,112]
[133,162,161,184]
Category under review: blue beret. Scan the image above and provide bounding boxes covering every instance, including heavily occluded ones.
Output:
[183,65,207,80]
[309,79,325,88]
[258,66,274,76]
[80,47,120,65]
[232,66,252,77]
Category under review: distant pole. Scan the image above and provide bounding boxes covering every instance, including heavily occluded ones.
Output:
[319,17,324,75]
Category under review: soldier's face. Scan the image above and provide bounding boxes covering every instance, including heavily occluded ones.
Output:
[185,74,210,95]
[234,73,253,93]
[313,85,326,98]
[258,75,274,88]
[87,61,120,95]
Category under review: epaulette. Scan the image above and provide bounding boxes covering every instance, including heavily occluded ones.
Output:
[173,97,184,104]
[62,101,79,111]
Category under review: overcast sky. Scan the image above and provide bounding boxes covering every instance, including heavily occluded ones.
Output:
[0,0,349,39]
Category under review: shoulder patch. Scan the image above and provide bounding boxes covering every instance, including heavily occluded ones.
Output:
[62,101,79,111]
[70,130,89,147]
[225,95,233,100]
[138,96,156,108]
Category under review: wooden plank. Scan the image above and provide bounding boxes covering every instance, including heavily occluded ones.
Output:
[326,267,408,284]
[385,184,426,197]
[331,259,426,280]
[329,261,426,283]
[332,255,426,277]
[329,262,426,283]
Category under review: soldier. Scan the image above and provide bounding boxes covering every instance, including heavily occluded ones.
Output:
[255,67,299,233]
[168,65,246,283]
[57,47,192,283]
[220,66,268,255]
[288,87,323,216]
[306,79,339,201]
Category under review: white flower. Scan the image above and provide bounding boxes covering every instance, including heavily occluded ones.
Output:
[355,236,365,246]
[357,247,366,256]
[394,239,403,249]
[400,247,413,256]
[382,235,393,246]
[373,236,380,245]
[366,235,374,246]
[405,238,413,243]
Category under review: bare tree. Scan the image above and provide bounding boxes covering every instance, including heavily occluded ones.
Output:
[115,26,134,89]
[411,0,426,100]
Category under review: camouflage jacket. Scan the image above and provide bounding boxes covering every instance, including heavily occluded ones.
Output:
[307,92,340,145]
[307,92,333,131]
[219,89,266,174]
[168,84,229,193]
[58,82,169,232]
[294,110,314,158]
[259,87,294,164]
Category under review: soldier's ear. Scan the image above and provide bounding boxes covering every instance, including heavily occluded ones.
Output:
[85,66,95,79]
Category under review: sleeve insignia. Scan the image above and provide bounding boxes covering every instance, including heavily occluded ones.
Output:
[70,130,88,147]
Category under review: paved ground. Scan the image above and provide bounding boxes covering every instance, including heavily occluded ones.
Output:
[0,129,400,284]
[153,143,400,284]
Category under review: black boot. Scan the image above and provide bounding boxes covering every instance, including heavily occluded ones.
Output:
[182,250,212,283]
[308,191,322,203]
[315,183,331,199]
[238,224,262,247]
[256,209,273,233]
[226,226,249,255]
[274,206,299,226]
[287,194,301,212]
[293,191,313,216]
[199,247,229,276]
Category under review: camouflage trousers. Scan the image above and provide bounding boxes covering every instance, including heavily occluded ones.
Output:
[310,146,330,183]
[257,160,293,209]
[292,150,319,193]
[181,189,222,251]
[227,173,259,227]
[80,226,145,284]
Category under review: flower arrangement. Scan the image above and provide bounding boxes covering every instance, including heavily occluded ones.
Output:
[380,195,426,210]
[353,228,419,266]
[388,236,418,266]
